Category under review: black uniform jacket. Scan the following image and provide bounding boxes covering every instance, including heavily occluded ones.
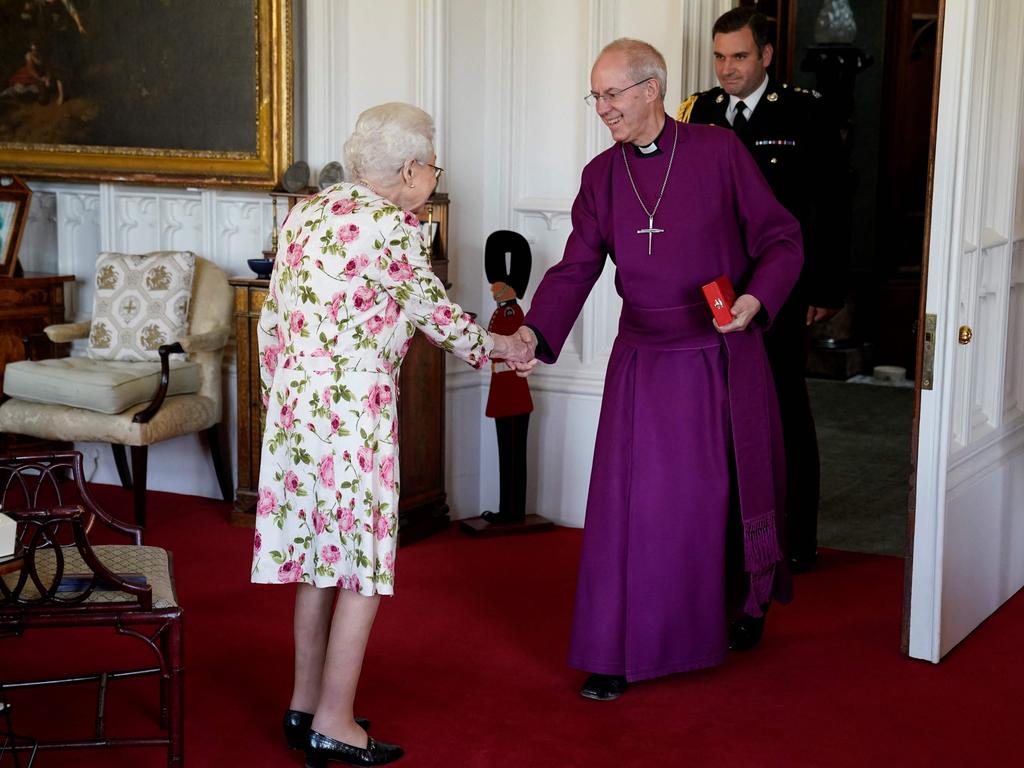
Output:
[679,80,846,309]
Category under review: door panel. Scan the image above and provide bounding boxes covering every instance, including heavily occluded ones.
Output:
[909,0,1024,662]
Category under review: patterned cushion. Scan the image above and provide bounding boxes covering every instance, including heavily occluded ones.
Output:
[88,251,196,361]
[2,544,177,609]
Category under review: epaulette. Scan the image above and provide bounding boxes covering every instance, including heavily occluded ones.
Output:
[676,94,698,123]
[676,87,720,122]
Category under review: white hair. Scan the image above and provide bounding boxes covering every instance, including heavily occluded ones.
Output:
[600,38,668,102]
[343,102,435,184]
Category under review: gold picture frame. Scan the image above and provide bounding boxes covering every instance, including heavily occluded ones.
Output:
[0,175,31,277]
[0,0,293,189]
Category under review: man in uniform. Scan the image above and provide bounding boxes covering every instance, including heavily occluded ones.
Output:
[514,38,802,700]
[679,7,847,578]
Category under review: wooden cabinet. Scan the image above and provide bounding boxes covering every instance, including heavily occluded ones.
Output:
[230,194,452,545]
[0,273,74,390]
[230,277,269,526]
[0,273,75,453]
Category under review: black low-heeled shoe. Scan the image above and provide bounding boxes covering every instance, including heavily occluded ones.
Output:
[727,614,766,651]
[579,673,628,701]
[304,729,404,767]
[284,711,371,750]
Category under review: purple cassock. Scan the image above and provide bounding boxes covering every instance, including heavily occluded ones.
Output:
[525,115,803,682]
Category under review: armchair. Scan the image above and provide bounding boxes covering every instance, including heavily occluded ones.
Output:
[0,254,234,526]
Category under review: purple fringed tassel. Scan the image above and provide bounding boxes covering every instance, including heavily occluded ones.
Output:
[743,511,783,616]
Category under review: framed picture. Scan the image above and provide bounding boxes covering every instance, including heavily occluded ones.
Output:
[0,175,31,277]
[0,0,293,189]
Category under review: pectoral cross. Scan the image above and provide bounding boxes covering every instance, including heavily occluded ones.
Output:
[637,215,664,255]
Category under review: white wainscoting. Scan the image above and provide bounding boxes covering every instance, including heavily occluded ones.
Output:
[15,1,723,528]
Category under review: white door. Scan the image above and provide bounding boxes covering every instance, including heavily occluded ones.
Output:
[908,0,1024,662]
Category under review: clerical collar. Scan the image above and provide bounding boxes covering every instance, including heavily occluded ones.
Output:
[498,298,518,308]
[632,118,668,158]
[727,75,769,124]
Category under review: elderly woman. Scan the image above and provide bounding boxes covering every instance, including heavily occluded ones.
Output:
[251,103,528,767]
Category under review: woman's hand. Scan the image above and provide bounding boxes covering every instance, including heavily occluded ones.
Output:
[492,329,536,363]
[492,327,539,377]
[715,294,762,334]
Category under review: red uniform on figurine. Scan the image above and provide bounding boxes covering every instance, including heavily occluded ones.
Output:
[481,230,533,525]
[486,291,533,418]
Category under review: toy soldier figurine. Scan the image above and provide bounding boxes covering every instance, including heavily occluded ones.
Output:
[480,230,534,525]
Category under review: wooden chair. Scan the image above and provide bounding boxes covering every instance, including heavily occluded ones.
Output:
[0,451,183,766]
[0,253,234,527]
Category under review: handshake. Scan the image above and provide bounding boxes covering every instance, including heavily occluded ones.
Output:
[490,326,540,377]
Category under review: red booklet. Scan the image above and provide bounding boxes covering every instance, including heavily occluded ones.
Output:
[701,275,737,326]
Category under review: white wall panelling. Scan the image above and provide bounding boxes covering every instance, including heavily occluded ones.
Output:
[304,0,349,177]
[347,1,418,126]
[416,0,451,174]
[19,190,59,275]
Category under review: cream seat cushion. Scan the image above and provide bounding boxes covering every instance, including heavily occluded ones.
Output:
[2,356,200,415]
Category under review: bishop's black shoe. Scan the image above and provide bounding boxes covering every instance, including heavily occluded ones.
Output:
[579,673,628,701]
[304,729,404,767]
[285,711,371,750]
[727,614,766,652]
[788,552,818,574]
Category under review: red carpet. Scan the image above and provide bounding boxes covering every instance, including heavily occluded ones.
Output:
[3,486,1021,767]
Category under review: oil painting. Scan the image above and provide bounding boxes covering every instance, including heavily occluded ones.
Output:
[0,0,292,187]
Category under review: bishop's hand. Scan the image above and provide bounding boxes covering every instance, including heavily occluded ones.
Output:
[507,326,539,377]
[715,294,762,334]
[491,327,536,364]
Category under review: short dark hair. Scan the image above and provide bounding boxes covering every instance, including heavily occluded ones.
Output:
[712,7,774,53]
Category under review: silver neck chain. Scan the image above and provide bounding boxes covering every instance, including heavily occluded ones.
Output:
[620,119,678,222]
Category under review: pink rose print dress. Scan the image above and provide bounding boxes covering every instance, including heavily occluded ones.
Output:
[251,183,492,594]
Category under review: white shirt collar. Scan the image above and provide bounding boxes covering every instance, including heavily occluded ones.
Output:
[727,74,770,123]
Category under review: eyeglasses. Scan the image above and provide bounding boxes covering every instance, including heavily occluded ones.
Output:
[584,78,653,107]
[399,162,445,180]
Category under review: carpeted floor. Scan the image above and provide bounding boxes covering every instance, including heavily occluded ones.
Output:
[809,379,915,556]
[3,485,1020,767]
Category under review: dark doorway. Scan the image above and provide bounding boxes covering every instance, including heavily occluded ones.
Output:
[741,0,939,556]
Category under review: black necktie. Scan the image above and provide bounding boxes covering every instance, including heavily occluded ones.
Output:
[733,101,749,134]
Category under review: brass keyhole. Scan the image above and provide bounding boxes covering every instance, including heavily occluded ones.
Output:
[958,325,973,345]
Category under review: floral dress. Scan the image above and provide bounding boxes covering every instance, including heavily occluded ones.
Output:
[251,183,492,595]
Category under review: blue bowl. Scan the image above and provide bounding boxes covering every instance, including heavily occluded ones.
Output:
[247,258,275,279]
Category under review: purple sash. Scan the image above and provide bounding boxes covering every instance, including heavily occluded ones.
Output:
[618,300,783,616]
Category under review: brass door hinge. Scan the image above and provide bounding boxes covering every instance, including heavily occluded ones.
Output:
[921,314,937,390]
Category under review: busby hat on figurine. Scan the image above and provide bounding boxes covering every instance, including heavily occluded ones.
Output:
[484,230,532,299]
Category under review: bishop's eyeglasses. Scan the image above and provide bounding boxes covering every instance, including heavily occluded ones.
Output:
[584,78,653,106]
